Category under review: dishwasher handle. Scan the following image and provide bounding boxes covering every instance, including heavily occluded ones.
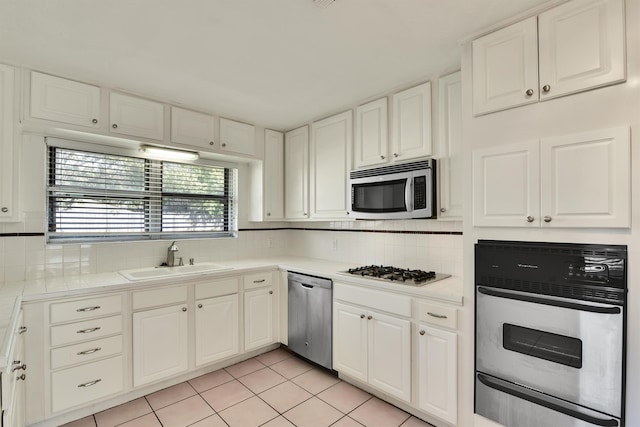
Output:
[300,283,314,289]
[287,272,332,290]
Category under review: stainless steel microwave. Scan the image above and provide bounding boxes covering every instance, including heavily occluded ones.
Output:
[348,159,436,219]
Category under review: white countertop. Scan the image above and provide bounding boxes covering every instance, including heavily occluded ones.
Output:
[0,256,463,367]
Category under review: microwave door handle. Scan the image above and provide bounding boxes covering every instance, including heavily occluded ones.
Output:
[477,374,619,427]
[405,177,413,212]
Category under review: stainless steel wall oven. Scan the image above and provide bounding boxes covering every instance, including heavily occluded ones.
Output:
[475,240,627,427]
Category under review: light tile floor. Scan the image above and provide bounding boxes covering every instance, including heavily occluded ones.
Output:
[62,348,435,427]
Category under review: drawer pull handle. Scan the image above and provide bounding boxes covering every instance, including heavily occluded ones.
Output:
[78,379,102,388]
[253,279,265,283]
[77,327,101,334]
[77,347,102,355]
[17,374,26,381]
[12,363,27,372]
[427,312,448,319]
[76,306,101,312]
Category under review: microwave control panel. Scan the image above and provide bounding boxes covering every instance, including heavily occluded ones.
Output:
[414,176,426,210]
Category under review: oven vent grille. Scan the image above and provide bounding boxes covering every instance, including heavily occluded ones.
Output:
[350,159,434,179]
[477,240,627,259]
[482,276,624,305]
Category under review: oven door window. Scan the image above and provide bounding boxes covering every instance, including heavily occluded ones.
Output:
[352,179,408,213]
[503,324,583,369]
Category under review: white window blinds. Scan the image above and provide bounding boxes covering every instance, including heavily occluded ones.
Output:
[47,145,238,242]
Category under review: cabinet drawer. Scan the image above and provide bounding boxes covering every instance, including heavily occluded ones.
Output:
[51,335,123,370]
[51,355,123,413]
[50,315,122,347]
[195,277,239,300]
[418,302,457,330]
[334,283,412,317]
[50,294,122,324]
[244,272,273,290]
[132,286,187,310]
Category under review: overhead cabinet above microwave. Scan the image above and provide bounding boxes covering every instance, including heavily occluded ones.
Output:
[472,0,625,115]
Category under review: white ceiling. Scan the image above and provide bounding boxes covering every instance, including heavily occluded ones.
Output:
[0,0,547,130]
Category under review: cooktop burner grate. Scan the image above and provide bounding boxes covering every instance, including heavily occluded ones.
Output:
[343,265,448,286]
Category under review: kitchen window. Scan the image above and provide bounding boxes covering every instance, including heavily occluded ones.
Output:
[46,141,238,242]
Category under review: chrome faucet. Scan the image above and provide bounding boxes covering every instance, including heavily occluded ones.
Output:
[166,241,179,267]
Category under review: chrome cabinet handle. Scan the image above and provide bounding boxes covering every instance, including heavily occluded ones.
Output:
[18,326,27,334]
[542,85,551,93]
[209,141,214,146]
[1,207,8,213]
[198,304,203,308]
[526,216,535,223]
[525,89,534,96]
[12,362,26,372]
[77,347,101,355]
[419,330,426,336]
[269,290,273,294]
[427,312,447,319]
[77,327,101,334]
[440,208,446,213]
[544,216,552,223]
[182,307,187,312]
[221,143,227,147]
[112,123,118,129]
[393,153,398,158]
[380,155,385,160]
[78,379,102,388]
[360,314,365,319]
[253,279,265,283]
[367,315,373,320]
[17,374,26,381]
[76,306,101,312]
[92,118,98,124]
[267,212,271,216]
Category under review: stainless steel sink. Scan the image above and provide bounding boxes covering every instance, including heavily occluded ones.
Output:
[119,263,232,281]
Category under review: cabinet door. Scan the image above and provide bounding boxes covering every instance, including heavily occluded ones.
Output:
[0,64,16,221]
[391,82,432,160]
[438,71,463,219]
[219,118,256,157]
[310,111,352,219]
[354,98,388,168]
[195,294,239,366]
[538,0,625,100]
[264,130,285,220]
[540,127,630,228]
[244,287,274,351]
[284,126,309,219]
[110,92,164,140]
[473,141,540,227]
[367,311,411,402]
[170,106,215,149]
[472,17,539,115]
[417,325,457,425]
[333,302,367,383]
[30,71,101,128]
[133,304,188,386]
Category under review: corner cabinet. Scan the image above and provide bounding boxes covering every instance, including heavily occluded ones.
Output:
[1,308,26,427]
[310,111,352,219]
[473,127,630,228]
[0,64,18,221]
[472,0,625,115]
[437,71,463,220]
[285,126,310,219]
[391,82,432,161]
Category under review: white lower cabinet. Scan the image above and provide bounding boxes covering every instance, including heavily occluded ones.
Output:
[333,287,412,402]
[195,294,239,366]
[244,286,275,351]
[417,326,457,425]
[132,304,188,387]
[1,309,26,427]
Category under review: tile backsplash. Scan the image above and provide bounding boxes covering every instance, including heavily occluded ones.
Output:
[0,220,462,284]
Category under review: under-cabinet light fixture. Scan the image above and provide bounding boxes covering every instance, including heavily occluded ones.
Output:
[141,145,199,161]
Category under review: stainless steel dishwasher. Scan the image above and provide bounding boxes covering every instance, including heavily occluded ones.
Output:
[287,272,333,370]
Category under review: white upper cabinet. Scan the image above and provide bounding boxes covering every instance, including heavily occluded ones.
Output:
[391,82,432,161]
[437,71,463,220]
[310,111,352,219]
[110,92,164,140]
[472,18,539,115]
[473,0,625,115]
[30,71,101,128]
[170,106,215,150]
[0,64,16,221]
[285,126,309,220]
[538,0,625,100]
[354,98,388,168]
[263,129,285,220]
[219,118,256,157]
[473,127,630,228]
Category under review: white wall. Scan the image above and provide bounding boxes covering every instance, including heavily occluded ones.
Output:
[460,0,640,425]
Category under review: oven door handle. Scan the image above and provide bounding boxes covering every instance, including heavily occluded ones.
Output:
[477,286,621,314]
[477,373,619,427]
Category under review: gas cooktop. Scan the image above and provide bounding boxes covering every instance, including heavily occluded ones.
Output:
[339,265,451,287]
